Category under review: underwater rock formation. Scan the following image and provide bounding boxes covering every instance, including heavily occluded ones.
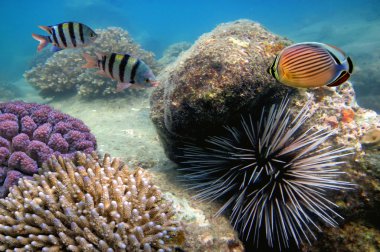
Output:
[150,19,380,251]
[0,101,96,197]
[0,152,184,251]
[150,19,292,162]
[24,27,159,97]
[157,41,192,68]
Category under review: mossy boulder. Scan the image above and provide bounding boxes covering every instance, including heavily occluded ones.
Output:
[150,19,292,162]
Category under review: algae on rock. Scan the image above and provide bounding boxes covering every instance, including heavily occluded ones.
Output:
[150,19,292,162]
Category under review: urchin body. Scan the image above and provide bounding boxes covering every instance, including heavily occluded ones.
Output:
[181,98,352,249]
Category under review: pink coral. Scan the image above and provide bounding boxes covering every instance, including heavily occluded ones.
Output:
[8,151,38,174]
[48,133,69,153]
[0,113,17,121]
[0,137,10,149]
[27,140,53,164]
[0,147,10,165]
[32,123,52,143]
[0,170,23,197]
[12,133,30,152]
[0,101,97,197]
[21,115,37,137]
[0,120,19,140]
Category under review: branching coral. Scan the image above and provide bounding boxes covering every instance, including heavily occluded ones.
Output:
[24,27,159,97]
[0,152,183,251]
[0,101,96,197]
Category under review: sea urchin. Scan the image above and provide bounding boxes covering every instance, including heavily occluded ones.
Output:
[180,98,352,249]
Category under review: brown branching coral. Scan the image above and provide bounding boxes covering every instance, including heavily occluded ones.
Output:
[0,152,183,251]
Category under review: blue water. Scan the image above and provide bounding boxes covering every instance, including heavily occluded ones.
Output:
[0,0,379,109]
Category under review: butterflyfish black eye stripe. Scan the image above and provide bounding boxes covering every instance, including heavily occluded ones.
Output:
[108,53,116,78]
[101,56,106,72]
[68,22,76,47]
[130,59,141,83]
[79,23,84,44]
[58,24,67,47]
[119,54,130,83]
[347,56,353,73]
[327,50,341,64]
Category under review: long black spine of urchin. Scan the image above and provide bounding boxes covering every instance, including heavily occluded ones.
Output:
[179,97,353,250]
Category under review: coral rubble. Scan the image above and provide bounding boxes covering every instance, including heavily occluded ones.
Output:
[24,27,159,97]
[150,19,292,162]
[0,101,96,197]
[0,152,183,251]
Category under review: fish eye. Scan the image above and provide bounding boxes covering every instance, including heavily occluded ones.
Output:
[90,32,96,37]
[145,78,150,83]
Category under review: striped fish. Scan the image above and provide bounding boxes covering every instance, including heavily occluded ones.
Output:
[82,53,158,91]
[32,22,97,52]
[268,42,353,88]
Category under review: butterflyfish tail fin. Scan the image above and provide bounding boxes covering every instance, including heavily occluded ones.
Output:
[327,71,350,87]
[32,34,50,52]
[81,53,98,68]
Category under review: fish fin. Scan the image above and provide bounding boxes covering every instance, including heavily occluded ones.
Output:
[327,71,350,87]
[82,53,97,68]
[95,70,108,77]
[95,52,106,59]
[32,34,50,51]
[38,25,53,34]
[151,81,159,87]
[326,44,346,56]
[51,45,62,52]
[116,82,132,92]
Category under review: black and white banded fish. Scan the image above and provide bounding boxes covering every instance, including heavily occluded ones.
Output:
[82,53,158,91]
[32,22,97,52]
[267,42,353,88]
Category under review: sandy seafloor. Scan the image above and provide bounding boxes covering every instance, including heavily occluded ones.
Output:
[9,78,166,167]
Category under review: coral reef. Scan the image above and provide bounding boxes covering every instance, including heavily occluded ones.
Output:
[157,41,192,68]
[150,19,292,162]
[24,27,160,97]
[180,97,353,250]
[0,101,96,197]
[303,222,380,252]
[149,19,380,250]
[0,152,184,251]
[361,128,380,148]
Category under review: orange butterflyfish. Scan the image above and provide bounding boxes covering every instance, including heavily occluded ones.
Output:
[267,42,353,88]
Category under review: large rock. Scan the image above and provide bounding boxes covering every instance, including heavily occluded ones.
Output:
[150,19,380,251]
[150,19,292,161]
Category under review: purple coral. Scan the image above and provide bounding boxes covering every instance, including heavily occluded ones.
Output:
[0,101,97,197]
[12,133,30,152]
